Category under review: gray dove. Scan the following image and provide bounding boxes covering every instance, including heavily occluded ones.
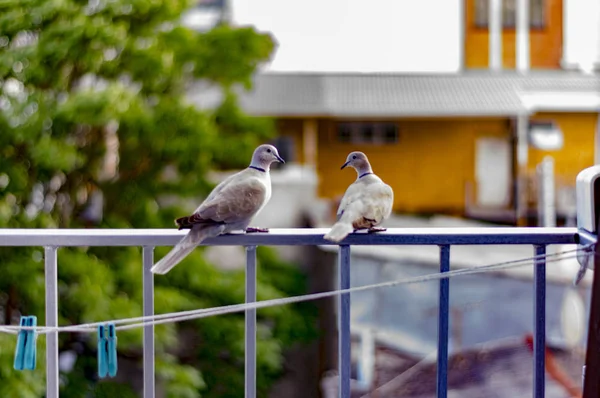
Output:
[151,144,284,275]
[324,151,394,243]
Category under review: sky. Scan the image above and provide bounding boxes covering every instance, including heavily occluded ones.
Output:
[230,0,463,73]
[183,0,600,73]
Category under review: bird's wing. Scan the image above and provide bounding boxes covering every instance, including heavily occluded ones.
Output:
[336,181,363,220]
[192,171,267,225]
[199,172,240,206]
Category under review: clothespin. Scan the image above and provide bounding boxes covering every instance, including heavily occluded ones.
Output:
[13,316,37,370]
[97,323,118,378]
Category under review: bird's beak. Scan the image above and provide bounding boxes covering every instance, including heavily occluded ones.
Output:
[341,161,350,170]
[275,154,285,163]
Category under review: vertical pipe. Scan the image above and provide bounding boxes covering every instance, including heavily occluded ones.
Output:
[489,0,503,70]
[143,247,155,398]
[516,0,530,72]
[516,114,530,226]
[533,245,546,398]
[245,246,257,398]
[338,245,351,398]
[536,157,556,227]
[45,246,59,398]
[437,245,451,398]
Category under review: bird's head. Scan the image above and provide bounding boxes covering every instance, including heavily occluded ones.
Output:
[341,151,371,174]
[251,144,285,170]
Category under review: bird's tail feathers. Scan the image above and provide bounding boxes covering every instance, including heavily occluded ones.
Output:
[151,227,213,275]
[324,221,353,243]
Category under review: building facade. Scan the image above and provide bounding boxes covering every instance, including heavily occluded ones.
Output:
[189,0,600,224]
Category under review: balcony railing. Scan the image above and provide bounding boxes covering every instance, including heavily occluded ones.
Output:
[0,227,595,398]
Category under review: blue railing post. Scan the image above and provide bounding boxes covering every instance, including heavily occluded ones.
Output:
[533,245,546,398]
[582,239,600,398]
[245,246,257,398]
[143,247,155,398]
[338,245,351,398]
[437,245,450,398]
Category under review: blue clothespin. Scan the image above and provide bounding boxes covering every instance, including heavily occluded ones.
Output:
[97,323,118,378]
[14,316,37,370]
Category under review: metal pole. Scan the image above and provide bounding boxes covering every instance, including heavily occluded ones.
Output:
[143,247,155,398]
[533,245,546,398]
[437,245,450,398]
[245,246,257,398]
[583,238,600,398]
[45,246,59,398]
[338,245,351,398]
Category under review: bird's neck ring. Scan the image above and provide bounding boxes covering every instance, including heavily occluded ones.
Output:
[249,165,266,173]
[359,172,373,179]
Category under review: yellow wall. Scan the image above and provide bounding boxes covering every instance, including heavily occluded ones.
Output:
[315,118,511,214]
[277,113,598,215]
[528,112,598,186]
[464,0,563,69]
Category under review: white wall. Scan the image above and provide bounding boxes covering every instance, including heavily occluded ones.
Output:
[563,0,600,70]
[231,0,462,73]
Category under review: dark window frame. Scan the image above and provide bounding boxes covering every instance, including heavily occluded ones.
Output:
[336,122,399,145]
[473,0,546,30]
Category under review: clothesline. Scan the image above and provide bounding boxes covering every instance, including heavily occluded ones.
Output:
[0,245,591,335]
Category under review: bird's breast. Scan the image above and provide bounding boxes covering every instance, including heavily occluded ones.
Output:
[261,176,272,203]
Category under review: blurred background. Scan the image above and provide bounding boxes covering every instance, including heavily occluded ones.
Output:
[0,0,599,396]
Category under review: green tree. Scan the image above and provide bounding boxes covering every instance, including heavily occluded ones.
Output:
[0,0,317,397]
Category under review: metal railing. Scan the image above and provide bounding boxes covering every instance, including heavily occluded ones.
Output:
[0,227,592,398]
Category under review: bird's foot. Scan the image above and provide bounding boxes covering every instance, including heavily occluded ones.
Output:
[367,227,387,233]
[246,226,269,233]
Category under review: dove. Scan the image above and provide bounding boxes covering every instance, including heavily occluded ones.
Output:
[324,151,394,243]
[151,144,285,275]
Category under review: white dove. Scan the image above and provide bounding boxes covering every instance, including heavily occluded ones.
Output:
[151,144,285,275]
[324,151,394,243]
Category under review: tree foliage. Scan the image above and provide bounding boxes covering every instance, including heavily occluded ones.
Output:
[0,0,316,396]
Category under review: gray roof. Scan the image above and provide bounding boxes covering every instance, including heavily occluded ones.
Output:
[352,338,585,398]
[228,71,599,117]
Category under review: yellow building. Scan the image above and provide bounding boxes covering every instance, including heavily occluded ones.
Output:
[237,72,599,223]
[206,0,600,225]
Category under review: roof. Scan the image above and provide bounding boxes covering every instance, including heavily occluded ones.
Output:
[350,337,585,398]
[188,70,600,117]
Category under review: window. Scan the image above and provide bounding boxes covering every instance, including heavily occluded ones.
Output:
[338,124,352,143]
[474,0,545,29]
[195,0,224,10]
[336,122,399,144]
[271,136,294,165]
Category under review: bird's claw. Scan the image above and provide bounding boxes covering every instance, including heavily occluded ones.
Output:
[246,227,269,233]
[367,227,387,233]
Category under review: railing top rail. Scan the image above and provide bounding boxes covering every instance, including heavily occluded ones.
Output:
[0,227,581,247]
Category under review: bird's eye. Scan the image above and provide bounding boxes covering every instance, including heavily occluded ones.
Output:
[267,149,272,153]
[352,155,357,159]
